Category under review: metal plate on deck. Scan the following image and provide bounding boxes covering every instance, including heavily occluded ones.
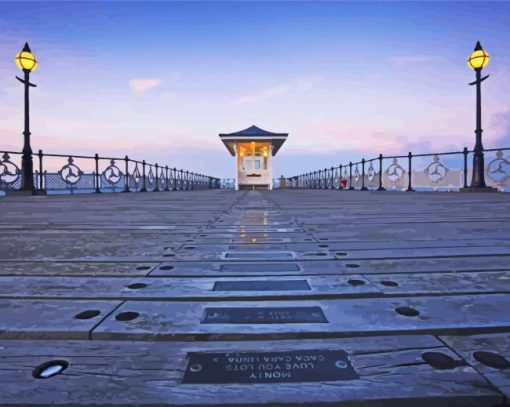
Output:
[201,306,328,324]
[220,263,300,272]
[224,252,294,260]
[182,349,358,384]
[213,280,311,291]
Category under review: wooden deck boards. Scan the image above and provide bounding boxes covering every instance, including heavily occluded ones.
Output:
[0,189,509,406]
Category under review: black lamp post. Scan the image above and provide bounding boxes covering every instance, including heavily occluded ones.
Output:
[461,41,497,192]
[14,43,38,194]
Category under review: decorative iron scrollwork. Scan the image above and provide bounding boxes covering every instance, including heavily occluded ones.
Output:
[424,155,449,184]
[354,164,360,183]
[147,166,155,185]
[334,169,340,188]
[159,168,166,189]
[0,153,21,186]
[386,158,406,183]
[367,161,375,182]
[102,159,123,185]
[132,163,141,187]
[58,157,83,185]
[487,150,510,184]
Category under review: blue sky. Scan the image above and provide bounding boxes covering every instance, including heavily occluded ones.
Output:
[1,1,510,177]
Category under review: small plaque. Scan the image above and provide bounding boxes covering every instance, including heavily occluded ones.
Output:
[228,245,285,250]
[213,280,311,291]
[225,252,294,259]
[201,306,328,324]
[221,263,300,272]
[182,349,358,384]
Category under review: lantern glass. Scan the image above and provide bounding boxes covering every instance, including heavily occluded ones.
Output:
[467,49,489,70]
[15,51,38,72]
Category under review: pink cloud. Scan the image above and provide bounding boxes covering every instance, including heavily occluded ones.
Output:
[128,79,161,94]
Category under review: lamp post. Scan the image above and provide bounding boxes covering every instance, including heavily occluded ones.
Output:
[14,43,38,194]
[461,41,497,192]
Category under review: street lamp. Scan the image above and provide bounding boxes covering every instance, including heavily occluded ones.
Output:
[15,42,38,194]
[462,41,497,192]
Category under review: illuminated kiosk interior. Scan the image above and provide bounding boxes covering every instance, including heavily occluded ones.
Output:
[219,125,288,190]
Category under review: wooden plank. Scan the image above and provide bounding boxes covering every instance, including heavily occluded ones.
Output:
[440,333,510,398]
[92,294,510,341]
[0,262,159,276]
[0,275,380,300]
[3,272,510,300]
[0,336,502,406]
[149,257,510,277]
[0,299,121,339]
[364,271,510,295]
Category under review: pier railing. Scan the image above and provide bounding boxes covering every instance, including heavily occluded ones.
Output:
[0,150,221,194]
[283,147,510,192]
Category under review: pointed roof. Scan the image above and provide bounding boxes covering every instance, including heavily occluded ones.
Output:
[219,125,288,156]
[220,125,288,138]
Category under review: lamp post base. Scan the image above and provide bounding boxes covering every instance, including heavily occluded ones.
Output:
[459,186,498,193]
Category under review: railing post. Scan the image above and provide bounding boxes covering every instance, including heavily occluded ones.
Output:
[154,163,159,192]
[37,150,44,193]
[94,153,101,193]
[330,167,334,189]
[406,152,414,192]
[123,155,130,192]
[378,154,385,191]
[165,166,170,191]
[339,164,343,190]
[463,147,469,189]
[140,160,147,192]
[349,162,354,190]
[173,168,177,191]
[361,159,368,191]
[180,169,183,190]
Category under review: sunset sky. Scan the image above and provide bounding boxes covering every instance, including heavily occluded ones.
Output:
[1,1,510,178]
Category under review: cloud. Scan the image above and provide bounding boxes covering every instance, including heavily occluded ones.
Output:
[388,54,435,68]
[128,79,161,94]
[231,85,289,106]
[230,75,323,106]
[488,110,510,147]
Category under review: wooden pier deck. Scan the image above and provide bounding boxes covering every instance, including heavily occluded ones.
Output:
[1,189,510,406]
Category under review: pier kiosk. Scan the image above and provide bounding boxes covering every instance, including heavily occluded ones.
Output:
[219,125,288,190]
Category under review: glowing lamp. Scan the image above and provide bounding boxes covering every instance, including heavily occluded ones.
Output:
[467,42,489,70]
[15,43,38,72]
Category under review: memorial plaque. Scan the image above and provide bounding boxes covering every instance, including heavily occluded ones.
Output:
[182,349,358,384]
[213,280,311,291]
[220,263,300,272]
[201,306,328,324]
[225,252,294,260]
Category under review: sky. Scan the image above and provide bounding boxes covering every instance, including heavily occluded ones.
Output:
[1,1,510,178]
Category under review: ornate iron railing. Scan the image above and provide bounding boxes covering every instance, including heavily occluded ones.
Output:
[0,150,221,194]
[220,179,236,189]
[284,147,510,192]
